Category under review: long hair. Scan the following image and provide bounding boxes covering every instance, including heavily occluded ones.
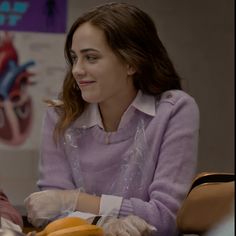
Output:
[54,2,182,138]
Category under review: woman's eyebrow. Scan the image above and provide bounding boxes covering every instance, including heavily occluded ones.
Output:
[70,48,100,54]
[80,48,100,53]
[69,49,76,55]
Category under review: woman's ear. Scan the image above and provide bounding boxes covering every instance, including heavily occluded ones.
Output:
[127,65,136,76]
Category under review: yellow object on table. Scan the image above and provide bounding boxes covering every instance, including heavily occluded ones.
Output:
[47,225,103,236]
[31,216,103,236]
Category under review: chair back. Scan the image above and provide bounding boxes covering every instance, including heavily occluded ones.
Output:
[176,172,235,235]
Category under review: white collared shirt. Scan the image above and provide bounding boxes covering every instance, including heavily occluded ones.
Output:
[74,90,156,130]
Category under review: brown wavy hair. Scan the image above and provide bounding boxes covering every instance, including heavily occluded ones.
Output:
[54,2,182,139]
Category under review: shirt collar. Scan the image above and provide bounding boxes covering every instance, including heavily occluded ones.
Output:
[74,103,104,129]
[131,90,156,116]
[74,90,156,129]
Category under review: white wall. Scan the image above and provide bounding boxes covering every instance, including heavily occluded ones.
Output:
[0,0,234,215]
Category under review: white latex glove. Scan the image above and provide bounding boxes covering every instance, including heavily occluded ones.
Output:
[0,228,25,236]
[0,217,22,232]
[101,215,157,236]
[24,190,79,228]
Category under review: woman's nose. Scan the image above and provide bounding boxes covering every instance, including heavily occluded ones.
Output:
[72,61,86,78]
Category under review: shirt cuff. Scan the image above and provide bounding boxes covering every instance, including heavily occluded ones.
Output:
[99,194,123,217]
[119,198,134,217]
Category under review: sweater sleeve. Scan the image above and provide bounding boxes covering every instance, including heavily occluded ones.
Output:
[0,190,23,228]
[119,92,200,235]
[37,108,76,190]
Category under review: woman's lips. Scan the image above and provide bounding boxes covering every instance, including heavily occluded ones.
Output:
[79,80,96,86]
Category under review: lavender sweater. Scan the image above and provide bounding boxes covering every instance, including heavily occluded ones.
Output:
[37,90,199,235]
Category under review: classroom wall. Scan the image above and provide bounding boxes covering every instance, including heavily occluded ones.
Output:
[0,0,234,214]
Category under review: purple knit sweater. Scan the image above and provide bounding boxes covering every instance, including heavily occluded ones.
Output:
[37,90,199,235]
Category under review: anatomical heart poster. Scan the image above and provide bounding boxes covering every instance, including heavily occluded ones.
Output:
[0,0,67,149]
[0,31,66,149]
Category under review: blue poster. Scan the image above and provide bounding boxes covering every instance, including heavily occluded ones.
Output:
[0,0,67,33]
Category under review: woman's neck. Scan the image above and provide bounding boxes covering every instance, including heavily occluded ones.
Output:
[99,89,138,132]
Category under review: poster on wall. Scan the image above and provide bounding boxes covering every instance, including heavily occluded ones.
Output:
[0,0,67,33]
[0,0,67,149]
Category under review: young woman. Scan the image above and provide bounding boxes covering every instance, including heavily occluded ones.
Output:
[25,2,199,235]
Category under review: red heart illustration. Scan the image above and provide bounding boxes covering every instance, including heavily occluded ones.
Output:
[0,32,35,146]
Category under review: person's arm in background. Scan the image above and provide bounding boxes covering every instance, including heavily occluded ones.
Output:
[0,189,23,229]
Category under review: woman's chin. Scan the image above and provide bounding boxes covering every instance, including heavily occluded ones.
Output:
[82,94,100,104]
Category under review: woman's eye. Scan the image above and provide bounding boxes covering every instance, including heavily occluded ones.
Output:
[86,55,98,62]
[71,55,77,64]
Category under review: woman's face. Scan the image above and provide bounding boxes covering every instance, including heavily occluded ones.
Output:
[70,22,136,104]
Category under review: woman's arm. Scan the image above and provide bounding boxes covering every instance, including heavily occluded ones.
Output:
[118,92,200,235]
[37,108,76,190]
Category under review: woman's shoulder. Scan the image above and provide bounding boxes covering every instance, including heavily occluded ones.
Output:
[43,104,62,123]
[150,90,200,130]
[159,89,197,104]
[154,90,199,121]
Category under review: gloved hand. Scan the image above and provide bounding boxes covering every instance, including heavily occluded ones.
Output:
[24,190,79,228]
[101,215,157,236]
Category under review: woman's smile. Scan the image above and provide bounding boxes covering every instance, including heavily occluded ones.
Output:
[78,80,96,87]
